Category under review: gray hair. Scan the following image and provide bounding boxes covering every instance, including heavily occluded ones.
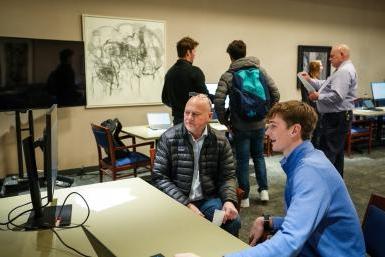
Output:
[188,93,212,111]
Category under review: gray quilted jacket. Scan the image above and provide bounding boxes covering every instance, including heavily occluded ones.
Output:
[214,56,280,131]
[151,123,237,206]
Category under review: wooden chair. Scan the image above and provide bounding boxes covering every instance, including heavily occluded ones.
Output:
[345,119,373,157]
[362,193,385,257]
[235,187,245,212]
[264,135,272,157]
[91,123,155,182]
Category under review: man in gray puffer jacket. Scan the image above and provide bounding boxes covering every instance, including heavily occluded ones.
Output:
[152,94,241,236]
[214,40,280,208]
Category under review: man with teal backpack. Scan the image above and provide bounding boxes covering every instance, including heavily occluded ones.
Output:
[214,40,280,207]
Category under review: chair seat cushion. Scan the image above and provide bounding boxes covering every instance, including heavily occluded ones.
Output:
[351,126,369,133]
[103,152,149,167]
[363,205,385,257]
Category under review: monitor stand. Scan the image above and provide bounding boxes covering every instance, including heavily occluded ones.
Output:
[24,204,72,230]
[0,110,34,197]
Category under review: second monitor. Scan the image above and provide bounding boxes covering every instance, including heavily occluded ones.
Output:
[206,83,229,108]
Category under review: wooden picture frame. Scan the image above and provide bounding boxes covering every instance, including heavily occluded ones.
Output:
[82,15,166,108]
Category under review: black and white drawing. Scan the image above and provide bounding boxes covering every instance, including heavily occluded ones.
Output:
[83,15,165,107]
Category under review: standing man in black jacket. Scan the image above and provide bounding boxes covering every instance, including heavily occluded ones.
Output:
[162,37,210,125]
[152,94,240,236]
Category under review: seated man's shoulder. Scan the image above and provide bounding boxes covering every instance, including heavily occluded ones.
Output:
[161,123,184,140]
[209,129,230,146]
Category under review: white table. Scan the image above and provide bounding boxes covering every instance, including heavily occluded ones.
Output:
[0,178,248,257]
[122,123,227,142]
[353,107,385,142]
[353,107,385,117]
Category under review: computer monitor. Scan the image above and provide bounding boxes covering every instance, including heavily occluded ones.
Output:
[205,83,229,108]
[147,112,171,130]
[371,82,385,101]
[45,104,58,202]
[22,104,72,230]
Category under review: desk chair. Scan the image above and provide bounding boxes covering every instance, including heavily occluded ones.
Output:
[91,123,154,182]
[346,98,373,157]
[264,135,272,157]
[235,188,245,212]
[362,193,385,257]
[346,119,373,157]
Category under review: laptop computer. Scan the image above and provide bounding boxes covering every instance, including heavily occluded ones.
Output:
[147,113,171,130]
[82,225,165,257]
[82,225,117,257]
[362,99,383,111]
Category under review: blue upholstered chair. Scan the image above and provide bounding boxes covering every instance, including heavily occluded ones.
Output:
[362,193,385,257]
[91,123,155,182]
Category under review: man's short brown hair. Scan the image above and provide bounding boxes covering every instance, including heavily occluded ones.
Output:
[226,40,246,60]
[177,37,199,58]
[266,100,318,140]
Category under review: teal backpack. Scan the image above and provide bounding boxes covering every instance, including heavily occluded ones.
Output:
[229,67,271,121]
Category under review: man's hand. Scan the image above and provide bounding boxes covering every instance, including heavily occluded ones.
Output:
[299,71,311,81]
[187,203,204,217]
[308,91,320,101]
[222,201,238,223]
[248,216,265,246]
[175,253,201,257]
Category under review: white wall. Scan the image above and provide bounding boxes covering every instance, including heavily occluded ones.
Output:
[1,0,385,176]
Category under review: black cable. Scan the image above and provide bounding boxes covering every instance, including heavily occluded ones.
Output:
[51,191,92,257]
[55,191,90,229]
[2,191,92,256]
[7,198,50,230]
[50,228,92,257]
[0,196,48,227]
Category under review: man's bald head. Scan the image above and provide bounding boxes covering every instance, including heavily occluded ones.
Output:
[330,43,351,68]
[184,94,212,139]
[186,94,212,113]
[334,44,350,59]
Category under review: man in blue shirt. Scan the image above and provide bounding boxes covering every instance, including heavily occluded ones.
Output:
[301,44,357,177]
[175,100,365,257]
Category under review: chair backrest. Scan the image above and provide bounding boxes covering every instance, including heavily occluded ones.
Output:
[91,123,114,159]
[235,188,245,212]
[362,193,385,257]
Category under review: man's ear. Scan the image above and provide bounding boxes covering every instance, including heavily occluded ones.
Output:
[186,49,192,57]
[290,124,302,138]
[208,111,213,120]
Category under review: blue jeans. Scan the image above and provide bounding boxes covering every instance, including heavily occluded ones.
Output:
[234,128,268,198]
[193,198,241,236]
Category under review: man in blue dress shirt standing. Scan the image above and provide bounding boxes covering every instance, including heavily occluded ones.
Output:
[304,44,357,177]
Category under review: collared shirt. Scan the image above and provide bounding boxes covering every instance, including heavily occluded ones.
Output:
[188,126,208,201]
[310,60,357,113]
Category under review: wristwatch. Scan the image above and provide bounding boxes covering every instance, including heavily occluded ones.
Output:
[263,214,271,231]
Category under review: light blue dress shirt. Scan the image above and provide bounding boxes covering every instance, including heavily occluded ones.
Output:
[310,60,357,113]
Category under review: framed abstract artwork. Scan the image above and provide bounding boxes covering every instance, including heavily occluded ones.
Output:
[82,15,166,107]
[297,45,332,89]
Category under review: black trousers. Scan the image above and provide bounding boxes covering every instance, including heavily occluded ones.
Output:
[318,111,352,177]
